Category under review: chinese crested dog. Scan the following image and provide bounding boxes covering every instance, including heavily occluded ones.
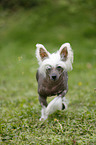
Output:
[36,43,73,120]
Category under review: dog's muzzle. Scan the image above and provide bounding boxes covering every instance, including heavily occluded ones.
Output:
[51,74,57,81]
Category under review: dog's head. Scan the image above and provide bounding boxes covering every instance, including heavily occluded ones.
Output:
[36,43,73,80]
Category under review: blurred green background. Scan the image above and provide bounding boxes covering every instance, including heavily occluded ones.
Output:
[0,0,95,93]
[0,0,96,144]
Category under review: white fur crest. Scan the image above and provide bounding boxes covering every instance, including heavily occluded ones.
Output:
[36,43,73,77]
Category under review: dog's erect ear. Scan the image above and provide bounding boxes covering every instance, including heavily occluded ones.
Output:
[59,43,69,61]
[39,48,49,60]
[60,46,68,61]
[36,44,50,64]
[59,43,73,71]
[59,43,73,62]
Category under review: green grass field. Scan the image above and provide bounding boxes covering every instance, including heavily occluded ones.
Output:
[0,2,96,144]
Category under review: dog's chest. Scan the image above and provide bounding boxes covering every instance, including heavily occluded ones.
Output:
[37,72,68,97]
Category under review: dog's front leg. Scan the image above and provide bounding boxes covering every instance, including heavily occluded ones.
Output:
[59,90,68,97]
[39,95,48,121]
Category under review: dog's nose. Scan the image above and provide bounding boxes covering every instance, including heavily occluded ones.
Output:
[52,75,57,81]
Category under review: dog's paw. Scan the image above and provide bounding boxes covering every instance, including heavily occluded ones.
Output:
[39,116,48,121]
[39,117,43,121]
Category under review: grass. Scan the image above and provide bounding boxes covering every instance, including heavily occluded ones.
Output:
[0,2,96,144]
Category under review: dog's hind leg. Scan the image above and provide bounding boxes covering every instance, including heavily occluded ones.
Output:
[39,96,48,120]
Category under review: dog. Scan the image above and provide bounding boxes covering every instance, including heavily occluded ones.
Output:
[36,43,73,120]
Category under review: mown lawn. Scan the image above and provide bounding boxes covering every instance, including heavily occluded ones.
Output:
[0,2,96,144]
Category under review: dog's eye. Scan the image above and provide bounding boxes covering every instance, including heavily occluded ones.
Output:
[46,66,52,72]
[56,66,62,71]
[47,68,51,71]
[57,66,62,69]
